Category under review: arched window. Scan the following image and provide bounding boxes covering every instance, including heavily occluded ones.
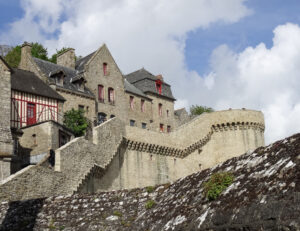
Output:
[103,63,108,76]
[108,87,114,104]
[98,85,104,102]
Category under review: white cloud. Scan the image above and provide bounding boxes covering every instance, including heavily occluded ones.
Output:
[194,23,300,144]
[5,1,300,144]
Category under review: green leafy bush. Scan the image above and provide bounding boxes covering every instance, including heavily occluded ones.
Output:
[190,105,214,116]
[63,109,89,137]
[145,200,156,209]
[204,172,234,201]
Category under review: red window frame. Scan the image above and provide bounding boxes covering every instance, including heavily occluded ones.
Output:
[160,123,164,132]
[103,63,108,76]
[130,96,134,109]
[167,125,171,133]
[156,80,162,94]
[27,103,36,126]
[108,87,114,103]
[141,99,145,112]
[98,85,104,102]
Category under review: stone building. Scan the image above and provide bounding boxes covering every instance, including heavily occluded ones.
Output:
[0,56,74,182]
[18,42,178,132]
[0,42,266,200]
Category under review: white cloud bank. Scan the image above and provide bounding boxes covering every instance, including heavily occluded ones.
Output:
[1,0,300,144]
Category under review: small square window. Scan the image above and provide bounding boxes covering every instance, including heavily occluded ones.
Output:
[78,105,84,111]
[160,123,164,132]
[130,120,135,126]
[142,123,147,129]
[167,125,171,133]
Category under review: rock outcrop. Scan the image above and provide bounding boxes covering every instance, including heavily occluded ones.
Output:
[0,133,299,231]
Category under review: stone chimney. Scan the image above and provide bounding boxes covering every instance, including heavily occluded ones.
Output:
[156,74,163,81]
[57,48,75,69]
[19,42,32,69]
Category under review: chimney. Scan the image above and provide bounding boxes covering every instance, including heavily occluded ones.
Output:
[57,48,75,69]
[19,42,32,69]
[156,74,163,81]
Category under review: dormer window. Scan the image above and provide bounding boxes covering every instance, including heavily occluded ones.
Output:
[103,63,108,76]
[156,80,162,94]
[77,82,84,92]
[55,76,63,86]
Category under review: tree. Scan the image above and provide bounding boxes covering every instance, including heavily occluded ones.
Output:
[4,45,21,67]
[190,105,214,116]
[4,42,49,67]
[63,109,89,137]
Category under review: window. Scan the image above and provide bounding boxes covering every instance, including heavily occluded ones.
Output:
[160,123,164,132]
[142,123,147,129]
[110,115,115,118]
[108,87,114,104]
[167,125,171,133]
[158,103,162,116]
[27,103,36,126]
[167,110,169,117]
[156,80,162,94]
[98,85,104,102]
[103,63,108,76]
[78,105,84,111]
[141,99,145,112]
[98,112,107,125]
[130,96,134,109]
[130,120,135,126]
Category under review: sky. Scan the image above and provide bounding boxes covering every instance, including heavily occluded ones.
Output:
[0,0,300,144]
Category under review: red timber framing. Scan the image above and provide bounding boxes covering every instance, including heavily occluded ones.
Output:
[10,90,59,128]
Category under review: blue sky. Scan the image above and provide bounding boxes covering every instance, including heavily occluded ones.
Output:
[1,0,300,143]
[2,0,300,75]
[185,0,300,74]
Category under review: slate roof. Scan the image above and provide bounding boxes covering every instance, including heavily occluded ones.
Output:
[125,68,175,101]
[11,68,65,101]
[75,51,95,72]
[124,79,151,100]
[33,58,94,98]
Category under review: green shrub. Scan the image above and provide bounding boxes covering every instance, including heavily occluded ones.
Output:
[113,211,122,217]
[145,200,156,209]
[146,186,154,193]
[204,172,234,201]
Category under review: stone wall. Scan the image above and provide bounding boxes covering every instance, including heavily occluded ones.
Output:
[0,109,265,201]
[56,48,75,69]
[0,58,13,182]
[84,44,128,123]
[57,88,96,122]
[125,92,153,129]
[19,121,74,160]
[147,93,175,132]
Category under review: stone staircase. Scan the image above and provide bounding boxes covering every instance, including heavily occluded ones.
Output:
[72,138,126,193]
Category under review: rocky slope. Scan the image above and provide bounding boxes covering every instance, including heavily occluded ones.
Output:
[0,133,299,231]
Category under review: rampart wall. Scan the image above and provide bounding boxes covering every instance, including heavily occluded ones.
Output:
[0,109,265,201]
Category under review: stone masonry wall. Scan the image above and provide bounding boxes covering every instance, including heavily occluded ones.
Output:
[57,88,96,122]
[0,109,265,201]
[125,92,153,129]
[84,44,128,123]
[0,59,13,182]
